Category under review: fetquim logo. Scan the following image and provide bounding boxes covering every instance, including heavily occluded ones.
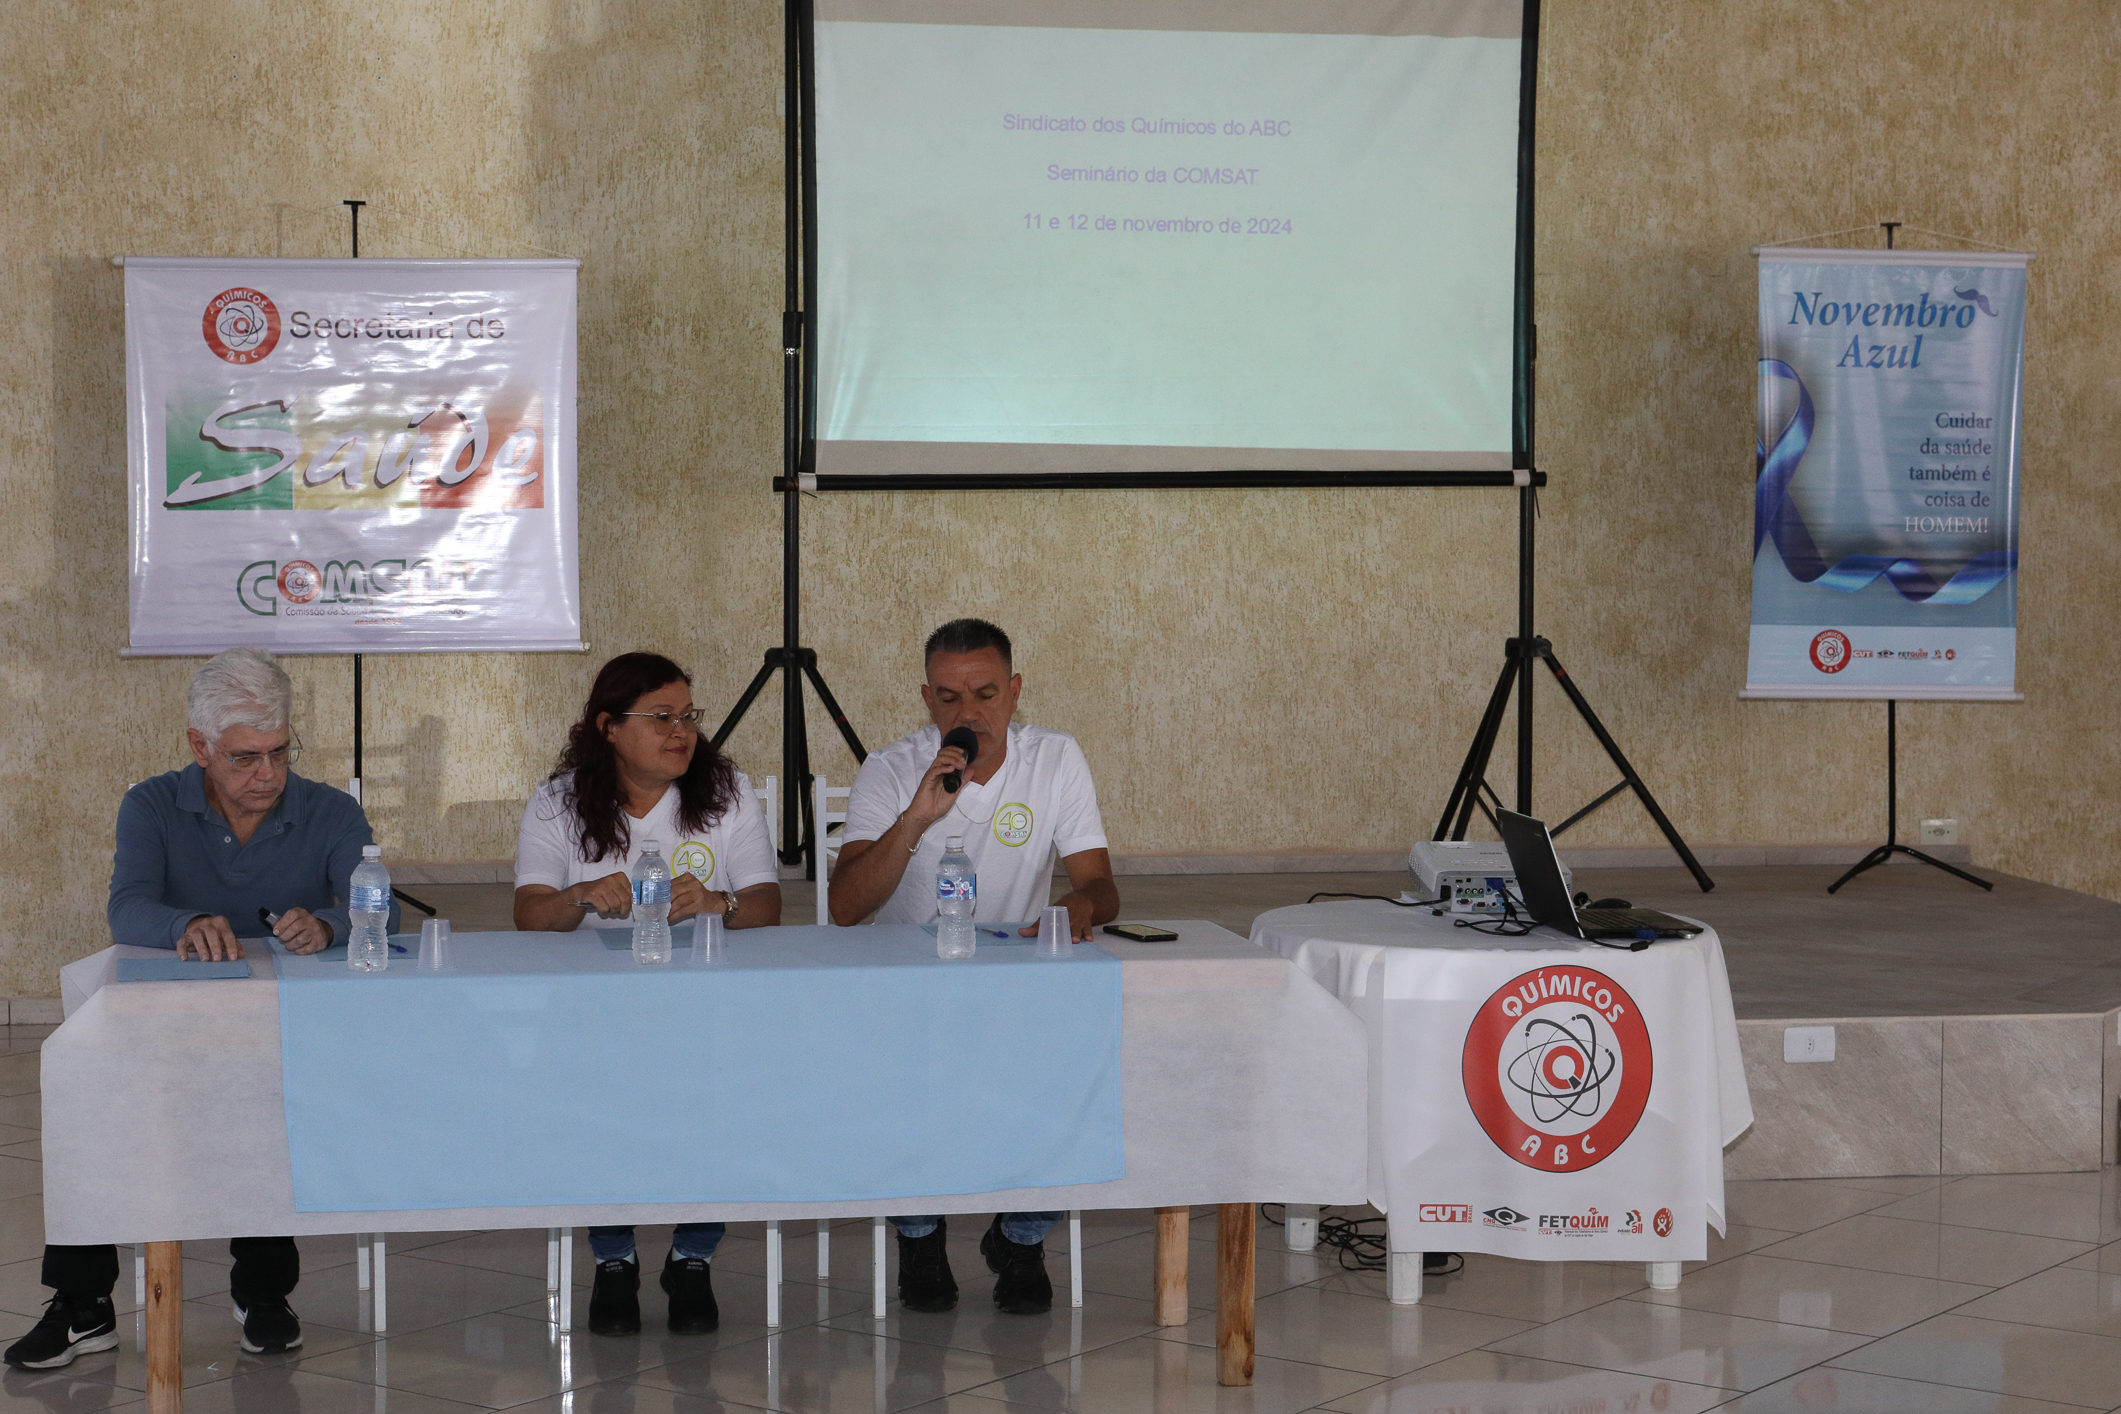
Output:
[1537,1208,1611,1236]
[1463,966,1653,1172]
[202,288,281,365]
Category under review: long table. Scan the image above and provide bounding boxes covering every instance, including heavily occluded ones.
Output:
[1252,901,1752,1302]
[46,921,1366,1410]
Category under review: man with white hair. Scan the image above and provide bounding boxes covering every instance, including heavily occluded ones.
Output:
[4,646,395,1369]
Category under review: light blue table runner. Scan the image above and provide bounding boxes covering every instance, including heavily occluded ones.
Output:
[274,927,1123,1212]
[116,958,253,982]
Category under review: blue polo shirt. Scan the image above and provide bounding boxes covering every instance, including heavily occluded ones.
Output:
[107,764,398,948]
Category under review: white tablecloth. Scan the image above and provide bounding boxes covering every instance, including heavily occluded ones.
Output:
[1251,902,1751,1262]
[43,922,1367,1243]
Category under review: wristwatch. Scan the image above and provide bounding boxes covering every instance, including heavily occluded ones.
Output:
[722,889,742,922]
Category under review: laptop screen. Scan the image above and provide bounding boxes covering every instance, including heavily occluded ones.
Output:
[1493,809,1583,937]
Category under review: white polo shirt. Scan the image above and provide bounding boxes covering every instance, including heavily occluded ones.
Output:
[515,770,779,894]
[844,723,1108,925]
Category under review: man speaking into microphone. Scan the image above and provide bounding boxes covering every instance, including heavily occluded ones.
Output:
[830,617,1119,1315]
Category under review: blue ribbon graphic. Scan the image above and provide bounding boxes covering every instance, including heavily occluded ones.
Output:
[1755,359,2014,604]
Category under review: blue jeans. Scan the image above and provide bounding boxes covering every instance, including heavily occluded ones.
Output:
[890,1212,1060,1245]
[587,1223,724,1263]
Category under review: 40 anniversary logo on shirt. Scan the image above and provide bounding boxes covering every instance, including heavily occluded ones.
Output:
[670,841,716,884]
[1461,966,1652,1172]
[993,803,1033,847]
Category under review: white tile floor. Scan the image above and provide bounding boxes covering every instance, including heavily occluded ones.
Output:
[4,1026,2121,1412]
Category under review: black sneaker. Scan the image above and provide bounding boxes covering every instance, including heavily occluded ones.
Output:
[660,1255,719,1334]
[979,1215,1052,1315]
[895,1220,957,1313]
[588,1257,641,1336]
[3,1294,117,1369]
[231,1294,303,1354]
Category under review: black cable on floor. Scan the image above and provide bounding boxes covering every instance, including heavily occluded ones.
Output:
[1257,1205,1449,1274]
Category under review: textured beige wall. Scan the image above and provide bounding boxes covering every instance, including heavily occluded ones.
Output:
[2,1,2116,995]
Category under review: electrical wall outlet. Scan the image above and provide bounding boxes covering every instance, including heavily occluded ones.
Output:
[1784,1026,1836,1063]
[1921,818,1960,845]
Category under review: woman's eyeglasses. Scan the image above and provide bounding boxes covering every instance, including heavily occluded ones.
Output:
[618,708,707,734]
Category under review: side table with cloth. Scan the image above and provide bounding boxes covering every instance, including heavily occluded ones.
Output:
[1250,901,1751,1303]
[46,921,1364,1409]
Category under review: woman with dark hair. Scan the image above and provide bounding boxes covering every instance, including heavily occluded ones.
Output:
[512,651,780,1337]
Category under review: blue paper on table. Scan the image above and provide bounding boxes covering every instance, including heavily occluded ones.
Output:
[274,926,1124,1211]
[116,958,253,982]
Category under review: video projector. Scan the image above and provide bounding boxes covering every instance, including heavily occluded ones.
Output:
[1408,838,1571,915]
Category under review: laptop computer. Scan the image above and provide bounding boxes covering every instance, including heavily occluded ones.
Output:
[1494,809,1703,942]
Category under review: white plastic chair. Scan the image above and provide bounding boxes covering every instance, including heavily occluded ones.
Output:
[755,775,779,855]
[814,776,851,925]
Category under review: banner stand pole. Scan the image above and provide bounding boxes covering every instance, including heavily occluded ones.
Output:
[1434,486,1716,893]
[338,198,437,918]
[1826,700,1991,895]
[709,0,867,881]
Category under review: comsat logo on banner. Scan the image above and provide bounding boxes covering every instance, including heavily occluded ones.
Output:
[1462,967,1652,1172]
[237,557,485,621]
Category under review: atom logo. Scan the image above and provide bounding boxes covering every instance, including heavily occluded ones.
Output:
[202,287,282,365]
[276,560,320,604]
[1809,630,1851,674]
[1464,966,1653,1172]
[1507,1012,1619,1125]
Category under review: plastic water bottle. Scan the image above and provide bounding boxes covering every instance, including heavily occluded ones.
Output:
[936,835,977,960]
[632,840,673,964]
[348,844,391,973]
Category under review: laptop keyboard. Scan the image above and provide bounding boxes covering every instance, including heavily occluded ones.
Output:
[1576,908,1690,934]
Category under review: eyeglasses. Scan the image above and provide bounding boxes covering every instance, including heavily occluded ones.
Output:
[618,708,706,734]
[217,733,304,775]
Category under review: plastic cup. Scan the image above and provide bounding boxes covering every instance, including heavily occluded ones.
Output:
[693,912,726,966]
[417,917,451,972]
[1036,905,1072,958]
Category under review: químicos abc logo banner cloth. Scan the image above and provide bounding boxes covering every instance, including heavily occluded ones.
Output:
[124,257,582,655]
[1745,247,2029,701]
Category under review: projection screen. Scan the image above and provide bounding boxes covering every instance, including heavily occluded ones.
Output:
[808,0,1535,484]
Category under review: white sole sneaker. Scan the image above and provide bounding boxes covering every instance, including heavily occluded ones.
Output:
[231,1301,304,1354]
[8,1327,118,1369]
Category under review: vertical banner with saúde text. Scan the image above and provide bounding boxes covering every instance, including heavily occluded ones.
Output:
[125,257,581,655]
[1746,248,2028,699]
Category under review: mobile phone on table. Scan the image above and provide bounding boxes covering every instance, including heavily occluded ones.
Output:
[1103,923,1178,942]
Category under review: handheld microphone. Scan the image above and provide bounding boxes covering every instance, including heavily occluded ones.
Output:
[940,725,979,793]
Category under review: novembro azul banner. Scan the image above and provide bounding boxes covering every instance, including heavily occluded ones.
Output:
[1746,248,2029,700]
[124,257,582,655]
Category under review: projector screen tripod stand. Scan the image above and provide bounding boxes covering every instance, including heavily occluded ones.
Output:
[1435,488,1714,894]
[707,0,867,880]
[1825,699,1990,895]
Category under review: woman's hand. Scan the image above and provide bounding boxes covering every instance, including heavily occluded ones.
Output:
[670,872,716,924]
[572,872,634,919]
